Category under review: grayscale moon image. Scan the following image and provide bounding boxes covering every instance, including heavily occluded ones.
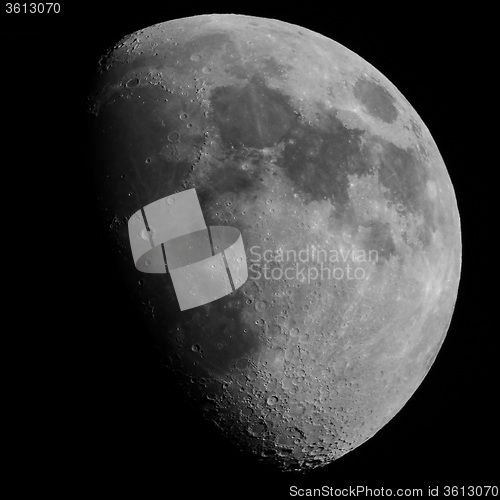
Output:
[87,14,461,471]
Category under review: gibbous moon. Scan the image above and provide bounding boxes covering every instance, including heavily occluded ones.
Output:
[88,14,461,470]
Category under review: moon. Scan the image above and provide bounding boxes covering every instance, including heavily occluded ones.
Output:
[87,14,461,471]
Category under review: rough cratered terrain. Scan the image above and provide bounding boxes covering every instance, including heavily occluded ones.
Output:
[88,14,461,470]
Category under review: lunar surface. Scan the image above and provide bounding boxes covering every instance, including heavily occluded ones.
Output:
[87,14,461,470]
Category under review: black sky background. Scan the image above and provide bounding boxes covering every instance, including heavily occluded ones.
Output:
[2,2,495,497]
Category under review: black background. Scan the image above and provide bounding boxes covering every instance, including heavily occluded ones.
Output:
[2,2,495,497]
